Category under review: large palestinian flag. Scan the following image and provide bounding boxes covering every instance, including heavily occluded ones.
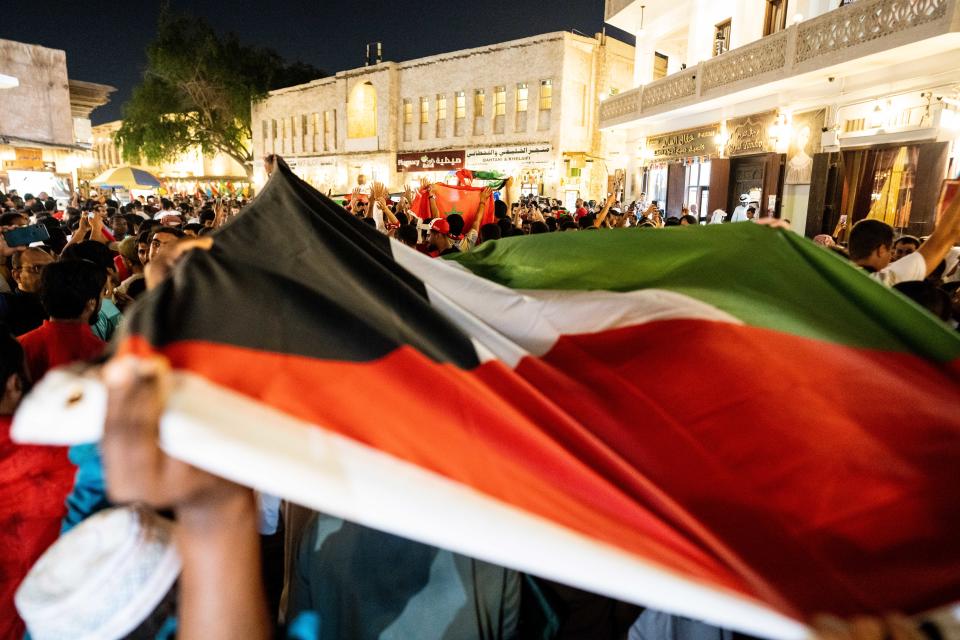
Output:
[14,163,960,639]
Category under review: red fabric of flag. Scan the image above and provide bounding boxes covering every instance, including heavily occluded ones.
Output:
[410,183,496,231]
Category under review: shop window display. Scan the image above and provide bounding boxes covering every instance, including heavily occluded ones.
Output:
[838,145,918,240]
[647,165,668,209]
[685,161,711,217]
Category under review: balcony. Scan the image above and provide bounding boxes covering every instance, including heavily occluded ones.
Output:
[605,0,636,22]
[600,0,960,129]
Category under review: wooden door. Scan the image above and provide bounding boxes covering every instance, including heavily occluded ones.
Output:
[707,158,730,220]
[666,162,686,217]
[729,156,766,214]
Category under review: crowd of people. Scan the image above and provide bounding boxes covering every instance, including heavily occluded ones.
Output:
[0,155,958,640]
[336,171,960,324]
[340,178,706,257]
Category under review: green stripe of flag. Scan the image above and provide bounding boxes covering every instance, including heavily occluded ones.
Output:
[450,224,960,363]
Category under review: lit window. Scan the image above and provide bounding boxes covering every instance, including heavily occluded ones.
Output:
[436,94,447,137]
[420,97,429,139]
[539,80,552,110]
[347,82,377,139]
[714,20,732,56]
[436,94,447,121]
[454,91,466,136]
[516,83,528,113]
[494,86,506,116]
[403,99,413,124]
[323,111,333,151]
[475,89,485,117]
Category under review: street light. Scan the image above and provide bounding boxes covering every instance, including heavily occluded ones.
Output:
[0,74,19,89]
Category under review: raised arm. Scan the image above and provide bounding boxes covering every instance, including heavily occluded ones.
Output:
[917,192,960,276]
[593,194,618,229]
[62,211,92,253]
[101,358,270,640]
[425,182,441,219]
[89,209,111,244]
[371,182,398,228]
[213,198,227,228]
[469,187,493,235]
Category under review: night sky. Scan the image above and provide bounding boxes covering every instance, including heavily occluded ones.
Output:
[0,0,633,125]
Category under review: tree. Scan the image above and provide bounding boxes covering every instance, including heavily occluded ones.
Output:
[116,8,324,178]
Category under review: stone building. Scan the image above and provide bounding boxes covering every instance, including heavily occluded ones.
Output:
[602,0,960,237]
[252,32,634,207]
[0,38,114,200]
[91,120,249,195]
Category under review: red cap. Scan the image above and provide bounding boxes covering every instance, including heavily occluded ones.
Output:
[430,218,451,235]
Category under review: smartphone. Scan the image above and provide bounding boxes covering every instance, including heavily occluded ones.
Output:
[113,255,130,282]
[4,224,50,247]
[937,179,960,224]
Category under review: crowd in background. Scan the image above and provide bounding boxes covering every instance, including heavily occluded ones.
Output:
[338,171,960,326]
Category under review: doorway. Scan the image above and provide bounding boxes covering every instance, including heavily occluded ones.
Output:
[729,156,766,214]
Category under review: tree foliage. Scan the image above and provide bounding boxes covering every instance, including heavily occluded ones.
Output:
[116,8,324,177]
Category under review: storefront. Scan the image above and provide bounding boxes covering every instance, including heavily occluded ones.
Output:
[0,144,90,206]
[286,156,342,195]
[805,88,960,240]
[282,153,394,197]
[637,110,823,221]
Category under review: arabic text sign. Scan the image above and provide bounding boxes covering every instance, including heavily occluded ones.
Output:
[465,145,554,168]
[396,150,466,172]
[727,112,777,157]
[646,127,720,162]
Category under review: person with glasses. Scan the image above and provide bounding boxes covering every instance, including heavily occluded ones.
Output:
[1,248,54,335]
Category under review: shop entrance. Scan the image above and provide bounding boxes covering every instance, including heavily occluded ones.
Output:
[519,168,543,198]
[729,156,766,213]
[684,161,711,218]
[836,144,919,241]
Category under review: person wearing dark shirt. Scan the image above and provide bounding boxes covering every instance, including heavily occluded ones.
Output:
[289,514,520,640]
[0,248,54,336]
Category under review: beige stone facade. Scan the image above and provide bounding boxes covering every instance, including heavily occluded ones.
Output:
[0,38,113,200]
[252,32,633,206]
[603,0,960,236]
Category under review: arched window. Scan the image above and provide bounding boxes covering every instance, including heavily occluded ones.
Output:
[347,82,377,139]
